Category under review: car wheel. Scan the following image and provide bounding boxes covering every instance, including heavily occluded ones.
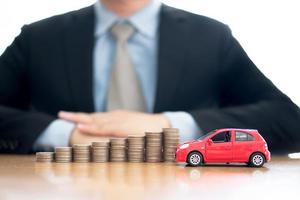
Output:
[187,152,203,167]
[249,153,265,167]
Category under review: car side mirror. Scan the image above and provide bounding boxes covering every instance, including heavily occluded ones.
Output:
[208,139,213,145]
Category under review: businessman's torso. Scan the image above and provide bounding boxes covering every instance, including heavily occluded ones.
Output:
[10,5,229,115]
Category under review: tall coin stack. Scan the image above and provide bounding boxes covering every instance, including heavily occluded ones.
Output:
[110,138,127,162]
[127,135,145,162]
[145,132,163,162]
[73,144,91,163]
[163,128,180,162]
[36,152,54,162]
[55,147,72,163]
[91,141,110,163]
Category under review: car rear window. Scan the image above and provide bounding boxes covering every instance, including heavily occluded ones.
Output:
[235,131,254,141]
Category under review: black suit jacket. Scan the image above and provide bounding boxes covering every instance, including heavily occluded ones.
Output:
[0,5,299,154]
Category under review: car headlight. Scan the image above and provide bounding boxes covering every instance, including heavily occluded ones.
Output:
[179,144,189,149]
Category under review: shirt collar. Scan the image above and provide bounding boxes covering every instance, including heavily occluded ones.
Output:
[94,0,161,39]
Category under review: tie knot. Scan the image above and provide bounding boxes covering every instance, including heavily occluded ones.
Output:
[111,23,135,42]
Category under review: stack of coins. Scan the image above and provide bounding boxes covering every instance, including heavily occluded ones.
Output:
[145,132,163,162]
[91,141,110,163]
[73,144,91,163]
[36,152,54,162]
[127,135,145,162]
[110,138,127,162]
[163,128,180,162]
[55,147,72,163]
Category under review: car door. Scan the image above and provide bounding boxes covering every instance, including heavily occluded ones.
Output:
[232,131,255,162]
[205,131,233,162]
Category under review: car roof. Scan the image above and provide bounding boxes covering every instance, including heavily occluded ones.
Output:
[215,128,258,133]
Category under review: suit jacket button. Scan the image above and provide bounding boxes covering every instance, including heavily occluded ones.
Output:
[9,142,15,150]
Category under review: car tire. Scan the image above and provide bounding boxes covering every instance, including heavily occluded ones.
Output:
[248,152,265,167]
[187,152,203,167]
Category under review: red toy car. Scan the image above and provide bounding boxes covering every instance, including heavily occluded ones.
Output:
[176,128,271,167]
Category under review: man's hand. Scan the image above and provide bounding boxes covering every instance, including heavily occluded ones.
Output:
[69,128,110,145]
[59,110,171,138]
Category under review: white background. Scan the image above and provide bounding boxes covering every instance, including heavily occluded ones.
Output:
[0,0,299,106]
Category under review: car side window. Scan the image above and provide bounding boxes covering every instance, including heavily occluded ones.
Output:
[235,131,254,141]
[211,132,231,143]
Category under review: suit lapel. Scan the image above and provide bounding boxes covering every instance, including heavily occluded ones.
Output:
[154,5,189,112]
[63,6,95,112]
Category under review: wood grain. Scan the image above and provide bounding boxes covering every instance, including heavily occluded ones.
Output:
[0,155,299,200]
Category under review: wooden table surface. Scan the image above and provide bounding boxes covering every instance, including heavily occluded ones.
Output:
[0,155,299,200]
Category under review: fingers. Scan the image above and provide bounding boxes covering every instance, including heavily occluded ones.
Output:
[59,111,128,138]
[77,124,101,135]
[77,123,126,138]
[58,111,92,124]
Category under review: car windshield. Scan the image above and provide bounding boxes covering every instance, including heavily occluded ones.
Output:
[197,130,217,140]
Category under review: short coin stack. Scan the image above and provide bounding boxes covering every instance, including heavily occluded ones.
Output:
[163,128,180,162]
[36,152,54,162]
[73,144,91,163]
[55,147,72,163]
[127,135,145,162]
[145,132,163,162]
[91,141,110,163]
[110,138,127,162]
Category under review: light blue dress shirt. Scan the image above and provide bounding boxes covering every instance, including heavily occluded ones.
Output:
[34,0,200,150]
